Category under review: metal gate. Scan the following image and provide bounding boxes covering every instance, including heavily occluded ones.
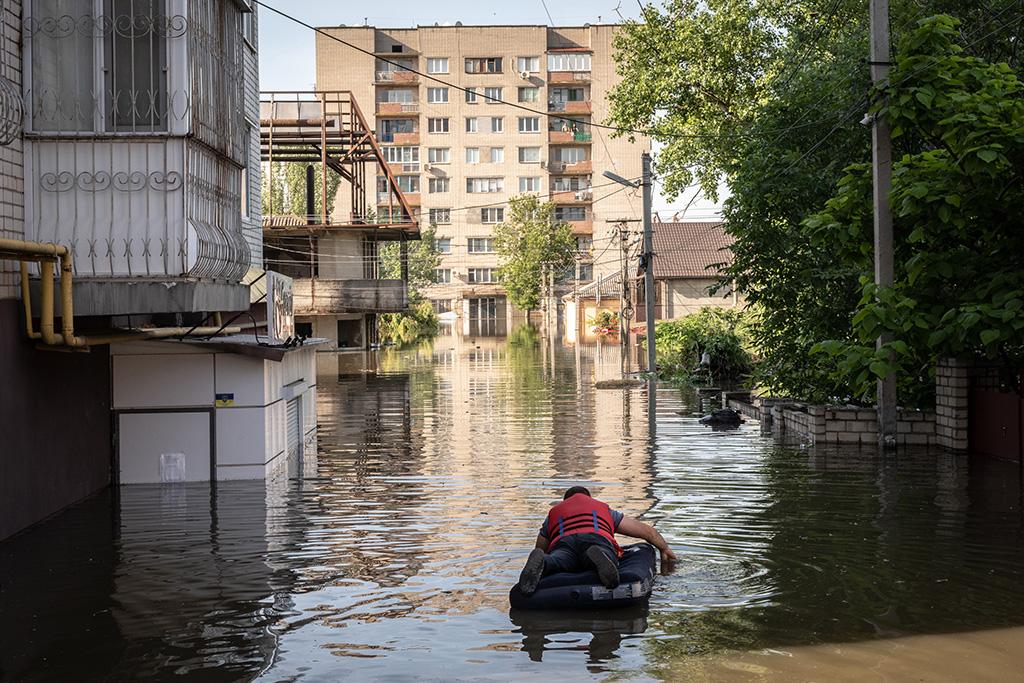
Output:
[969,390,1023,462]
[286,396,302,470]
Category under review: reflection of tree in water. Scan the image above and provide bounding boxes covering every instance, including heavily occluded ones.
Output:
[643,449,1024,670]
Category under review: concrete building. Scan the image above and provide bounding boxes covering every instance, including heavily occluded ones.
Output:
[314,23,650,336]
[0,1,320,541]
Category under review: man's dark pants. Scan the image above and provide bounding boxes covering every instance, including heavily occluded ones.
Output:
[542,532,618,575]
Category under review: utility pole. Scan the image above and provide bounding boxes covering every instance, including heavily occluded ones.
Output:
[641,152,656,378]
[618,223,631,377]
[871,0,896,449]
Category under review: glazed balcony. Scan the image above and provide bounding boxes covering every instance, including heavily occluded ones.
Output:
[376,101,419,116]
[293,278,408,314]
[548,71,591,83]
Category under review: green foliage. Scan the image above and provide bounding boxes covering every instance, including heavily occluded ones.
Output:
[654,307,754,381]
[261,162,341,219]
[379,226,443,293]
[588,309,619,336]
[493,195,577,311]
[808,15,1024,406]
[609,1,1022,406]
[378,299,439,346]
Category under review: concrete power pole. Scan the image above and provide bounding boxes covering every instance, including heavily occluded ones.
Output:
[870,0,896,449]
[641,152,656,378]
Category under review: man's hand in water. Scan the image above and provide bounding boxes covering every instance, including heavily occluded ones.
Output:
[659,547,678,574]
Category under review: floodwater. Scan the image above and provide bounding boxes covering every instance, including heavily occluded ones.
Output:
[3,332,1024,682]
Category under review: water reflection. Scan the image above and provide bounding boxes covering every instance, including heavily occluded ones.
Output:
[3,331,1024,681]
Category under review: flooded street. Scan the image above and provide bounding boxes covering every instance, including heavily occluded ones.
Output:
[4,334,1024,681]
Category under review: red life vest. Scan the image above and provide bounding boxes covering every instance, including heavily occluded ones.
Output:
[545,494,622,556]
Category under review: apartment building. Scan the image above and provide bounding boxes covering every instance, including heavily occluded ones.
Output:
[315,23,650,334]
[0,1,320,541]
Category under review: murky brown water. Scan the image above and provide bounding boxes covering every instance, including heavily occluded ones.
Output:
[3,332,1024,681]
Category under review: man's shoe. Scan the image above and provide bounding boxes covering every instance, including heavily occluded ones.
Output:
[586,546,620,588]
[518,548,545,595]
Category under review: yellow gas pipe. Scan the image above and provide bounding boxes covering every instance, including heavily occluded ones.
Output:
[3,238,242,348]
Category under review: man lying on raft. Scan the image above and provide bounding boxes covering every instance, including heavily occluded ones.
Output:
[518,486,677,595]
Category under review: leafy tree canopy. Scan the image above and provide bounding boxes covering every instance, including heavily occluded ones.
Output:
[493,195,577,311]
[380,226,442,295]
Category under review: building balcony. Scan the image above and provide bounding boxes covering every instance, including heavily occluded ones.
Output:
[378,192,420,206]
[392,131,420,145]
[548,71,591,83]
[565,219,594,234]
[376,101,419,116]
[548,130,592,144]
[547,160,592,174]
[375,70,419,84]
[294,278,408,314]
[386,162,421,175]
[551,188,592,204]
[548,100,592,114]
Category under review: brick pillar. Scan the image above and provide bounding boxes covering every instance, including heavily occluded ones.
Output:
[935,358,969,450]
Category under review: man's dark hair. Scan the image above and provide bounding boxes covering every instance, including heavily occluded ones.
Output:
[563,486,591,499]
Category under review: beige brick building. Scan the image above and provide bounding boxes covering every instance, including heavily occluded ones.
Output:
[315,23,649,332]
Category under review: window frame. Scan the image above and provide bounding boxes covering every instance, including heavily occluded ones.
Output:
[483,87,503,104]
[427,117,450,133]
[518,146,541,163]
[426,87,450,103]
[428,177,450,193]
[517,117,540,133]
[428,208,452,225]
[426,57,450,74]
[517,56,540,73]
[427,147,451,164]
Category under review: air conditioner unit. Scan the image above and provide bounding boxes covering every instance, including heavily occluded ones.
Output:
[424,163,432,171]
[539,160,547,169]
[520,70,531,80]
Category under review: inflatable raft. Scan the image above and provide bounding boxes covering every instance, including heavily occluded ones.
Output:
[509,543,657,610]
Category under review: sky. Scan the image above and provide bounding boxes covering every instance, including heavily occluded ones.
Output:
[256,0,725,219]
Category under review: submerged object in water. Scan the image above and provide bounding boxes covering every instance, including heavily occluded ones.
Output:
[509,543,657,610]
[698,408,744,428]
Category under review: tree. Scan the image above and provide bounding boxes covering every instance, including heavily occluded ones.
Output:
[261,162,342,220]
[493,194,577,313]
[379,226,442,294]
[608,0,1022,404]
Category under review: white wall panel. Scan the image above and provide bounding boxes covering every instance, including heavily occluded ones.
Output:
[113,354,214,409]
[118,411,211,484]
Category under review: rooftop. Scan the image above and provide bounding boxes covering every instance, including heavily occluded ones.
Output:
[651,221,733,280]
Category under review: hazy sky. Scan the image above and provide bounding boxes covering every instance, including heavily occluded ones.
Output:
[255,0,724,217]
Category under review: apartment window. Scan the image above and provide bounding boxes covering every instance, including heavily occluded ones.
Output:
[547,53,592,71]
[428,117,449,133]
[428,148,451,164]
[576,236,594,252]
[379,118,415,142]
[468,268,497,283]
[436,237,452,253]
[435,268,452,284]
[490,117,504,133]
[552,176,590,191]
[518,147,541,163]
[465,117,478,133]
[428,208,451,224]
[480,208,504,224]
[554,147,587,163]
[519,176,541,192]
[466,148,480,164]
[467,177,504,193]
[243,3,256,48]
[382,146,419,163]
[465,57,502,73]
[29,0,172,132]
[428,177,450,193]
[555,206,587,221]
[468,236,496,251]
[578,264,593,281]
[427,57,449,74]
[489,147,504,163]
[484,87,502,104]
[550,87,587,102]
[380,88,416,103]
[427,87,449,103]
[518,87,539,103]
[517,56,540,73]
[465,87,478,103]
[379,175,419,193]
[432,299,453,313]
[378,206,405,222]
[518,117,540,133]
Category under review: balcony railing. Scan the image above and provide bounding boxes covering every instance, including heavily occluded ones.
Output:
[548,129,592,143]
[548,160,592,174]
[375,70,419,84]
[385,162,420,175]
[379,191,420,206]
[293,278,408,314]
[551,188,593,203]
[548,71,591,83]
[548,100,592,114]
[376,101,419,115]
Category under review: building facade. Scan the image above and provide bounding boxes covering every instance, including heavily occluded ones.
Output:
[315,23,650,335]
[1,1,320,541]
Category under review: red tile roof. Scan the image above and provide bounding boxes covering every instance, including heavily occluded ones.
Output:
[649,221,733,280]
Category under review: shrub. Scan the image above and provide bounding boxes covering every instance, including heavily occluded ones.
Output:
[654,307,753,381]
[379,299,439,345]
[588,309,619,337]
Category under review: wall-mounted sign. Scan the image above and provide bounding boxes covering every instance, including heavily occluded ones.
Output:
[266,271,295,342]
[215,393,235,407]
